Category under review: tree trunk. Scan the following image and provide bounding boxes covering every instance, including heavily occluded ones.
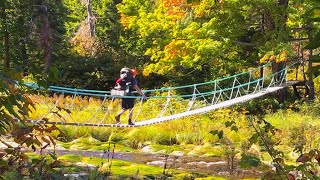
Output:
[3,24,9,69]
[276,0,290,102]
[1,2,10,69]
[20,38,28,75]
[87,0,95,37]
[40,4,52,72]
[278,0,289,7]
[262,1,290,101]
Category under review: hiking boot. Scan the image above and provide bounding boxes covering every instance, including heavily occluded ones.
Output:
[115,115,120,124]
[128,122,135,125]
[128,119,135,126]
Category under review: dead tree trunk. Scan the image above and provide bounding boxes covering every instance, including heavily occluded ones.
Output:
[86,0,95,37]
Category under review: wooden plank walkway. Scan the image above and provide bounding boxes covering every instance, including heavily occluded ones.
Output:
[24,80,302,128]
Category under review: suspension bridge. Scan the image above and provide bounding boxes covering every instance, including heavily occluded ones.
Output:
[24,61,303,128]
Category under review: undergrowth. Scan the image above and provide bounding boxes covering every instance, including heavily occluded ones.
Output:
[22,93,320,178]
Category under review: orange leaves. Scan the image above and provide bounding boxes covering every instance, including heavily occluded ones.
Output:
[163,0,187,20]
[119,13,130,28]
[164,39,190,61]
[163,0,185,7]
[164,42,178,59]
[167,9,185,18]
[196,11,205,18]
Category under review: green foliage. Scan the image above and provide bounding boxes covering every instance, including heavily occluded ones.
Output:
[59,154,82,163]
[1,0,320,178]
[209,130,224,139]
[90,127,114,142]
[115,0,316,87]
[0,171,22,180]
[0,73,64,179]
[57,126,90,142]
[21,96,320,178]
[239,155,261,168]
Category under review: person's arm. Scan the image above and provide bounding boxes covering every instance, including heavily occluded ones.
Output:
[116,72,128,85]
[116,78,123,84]
[133,85,146,99]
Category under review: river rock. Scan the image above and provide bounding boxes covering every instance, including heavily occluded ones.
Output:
[75,162,96,170]
[64,172,88,180]
[169,151,185,157]
[0,141,19,149]
[141,145,152,153]
[207,161,227,165]
[187,161,208,166]
[147,160,166,167]
[186,151,198,156]
[186,161,227,167]
[156,149,166,154]
[46,144,66,150]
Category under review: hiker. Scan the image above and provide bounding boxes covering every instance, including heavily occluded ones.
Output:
[114,68,146,125]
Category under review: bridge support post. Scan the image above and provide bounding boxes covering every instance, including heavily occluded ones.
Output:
[307,26,315,101]
[260,65,264,87]
[272,61,287,102]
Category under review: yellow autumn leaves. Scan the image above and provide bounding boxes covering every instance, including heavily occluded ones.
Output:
[259,50,289,63]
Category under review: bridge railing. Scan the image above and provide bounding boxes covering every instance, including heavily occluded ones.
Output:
[23,61,300,126]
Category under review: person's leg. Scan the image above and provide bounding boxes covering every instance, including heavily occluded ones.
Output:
[115,109,126,124]
[128,108,134,125]
[126,98,135,125]
[115,98,128,124]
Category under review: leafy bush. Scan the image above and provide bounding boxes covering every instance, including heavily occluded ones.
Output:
[1,171,22,180]
[90,127,114,142]
[152,130,178,145]
[56,126,90,142]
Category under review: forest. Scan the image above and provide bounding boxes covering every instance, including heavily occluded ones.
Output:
[1,0,320,179]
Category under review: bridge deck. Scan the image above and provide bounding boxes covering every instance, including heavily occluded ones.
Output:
[25,80,302,128]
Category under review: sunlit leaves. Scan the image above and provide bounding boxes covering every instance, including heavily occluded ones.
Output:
[192,0,215,18]
[163,0,184,7]
[259,50,289,63]
[0,72,62,176]
[119,0,296,83]
[70,21,98,57]
[305,7,320,22]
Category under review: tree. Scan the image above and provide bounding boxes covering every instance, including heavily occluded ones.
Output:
[0,1,65,176]
[0,0,10,69]
[303,0,320,100]
[117,0,295,86]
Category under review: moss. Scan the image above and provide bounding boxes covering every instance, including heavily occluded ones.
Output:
[58,154,82,163]
[195,177,228,180]
[149,144,184,154]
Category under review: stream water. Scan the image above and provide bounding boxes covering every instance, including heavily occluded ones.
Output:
[48,149,263,179]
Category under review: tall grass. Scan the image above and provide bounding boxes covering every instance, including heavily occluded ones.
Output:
[30,93,254,148]
[28,93,320,161]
